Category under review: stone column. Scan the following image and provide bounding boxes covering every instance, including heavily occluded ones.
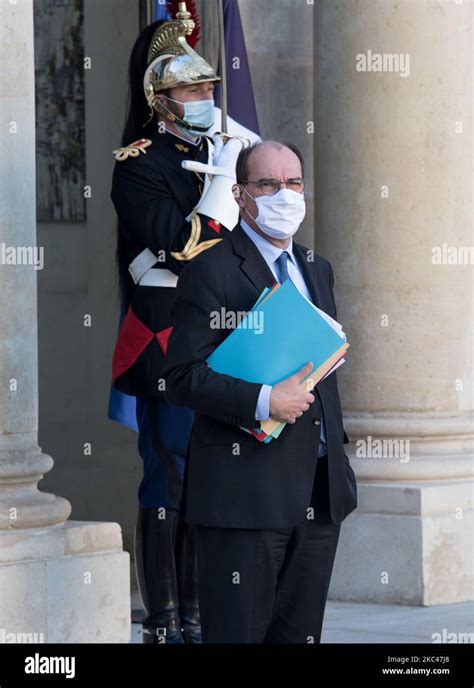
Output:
[0,0,130,641]
[0,2,72,532]
[314,0,473,605]
[236,0,315,248]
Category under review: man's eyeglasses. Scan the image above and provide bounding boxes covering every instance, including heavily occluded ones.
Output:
[241,178,305,196]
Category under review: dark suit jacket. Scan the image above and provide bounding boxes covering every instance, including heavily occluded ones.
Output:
[164,224,357,529]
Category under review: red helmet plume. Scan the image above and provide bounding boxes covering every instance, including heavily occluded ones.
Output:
[165,0,201,48]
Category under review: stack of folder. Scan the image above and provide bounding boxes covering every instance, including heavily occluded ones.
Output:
[206,279,349,443]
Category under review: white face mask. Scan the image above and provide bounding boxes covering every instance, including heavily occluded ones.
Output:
[243,187,306,240]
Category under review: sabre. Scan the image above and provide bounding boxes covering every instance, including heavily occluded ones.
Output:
[217,0,228,135]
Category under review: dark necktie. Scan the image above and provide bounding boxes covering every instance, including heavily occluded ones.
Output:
[276,250,290,284]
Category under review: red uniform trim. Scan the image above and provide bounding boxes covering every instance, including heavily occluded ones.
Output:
[112,307,154,382]
[208,219,221,234]
[156,325,174,355]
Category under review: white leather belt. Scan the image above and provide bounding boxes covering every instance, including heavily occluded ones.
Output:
[128,248,178,288]
[139,268,178,288]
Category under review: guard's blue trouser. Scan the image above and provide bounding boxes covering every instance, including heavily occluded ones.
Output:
[136,396,194,509]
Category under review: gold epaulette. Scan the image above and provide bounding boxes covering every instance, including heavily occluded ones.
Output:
[112,138,152,162]
[171,212,222,261]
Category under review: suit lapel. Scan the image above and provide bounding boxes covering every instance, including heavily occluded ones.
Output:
[292,243,322,309]
[231,224,278,294]
[231,226,331,315]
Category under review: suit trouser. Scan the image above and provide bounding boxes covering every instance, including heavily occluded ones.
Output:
[196,457,340,644]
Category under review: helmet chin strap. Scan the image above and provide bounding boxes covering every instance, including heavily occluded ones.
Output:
[154,97,211,134]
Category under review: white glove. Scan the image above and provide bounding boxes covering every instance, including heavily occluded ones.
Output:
[183,136,249,230]
[211,135,245,177]
[211,133,225,166]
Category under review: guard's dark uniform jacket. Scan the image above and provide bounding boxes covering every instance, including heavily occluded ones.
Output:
[111,129,230,397]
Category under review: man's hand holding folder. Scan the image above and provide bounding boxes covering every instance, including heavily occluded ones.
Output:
[269,361,315,424]
[206,279,349,442]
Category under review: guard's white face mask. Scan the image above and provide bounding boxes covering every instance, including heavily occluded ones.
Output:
[166,96,215,137]
[243,187,306,240]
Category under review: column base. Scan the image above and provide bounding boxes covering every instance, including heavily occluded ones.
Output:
[329,479,473,606]
[0,448,72,529]
[0,521,130,643]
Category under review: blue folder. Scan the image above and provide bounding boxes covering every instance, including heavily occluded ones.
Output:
[207,279,347,385]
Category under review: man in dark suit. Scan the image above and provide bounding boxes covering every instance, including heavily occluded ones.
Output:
[164,141,357,643]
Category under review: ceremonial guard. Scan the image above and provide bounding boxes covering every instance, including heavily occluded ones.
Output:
[110,3,254,644]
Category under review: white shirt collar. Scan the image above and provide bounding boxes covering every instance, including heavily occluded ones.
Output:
[240,218,296,265]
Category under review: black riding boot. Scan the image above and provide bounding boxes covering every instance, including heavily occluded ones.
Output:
[135,507,184,644]
[175,518,202,644]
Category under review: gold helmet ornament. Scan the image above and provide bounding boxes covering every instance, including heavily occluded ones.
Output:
[143,1,220,133]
